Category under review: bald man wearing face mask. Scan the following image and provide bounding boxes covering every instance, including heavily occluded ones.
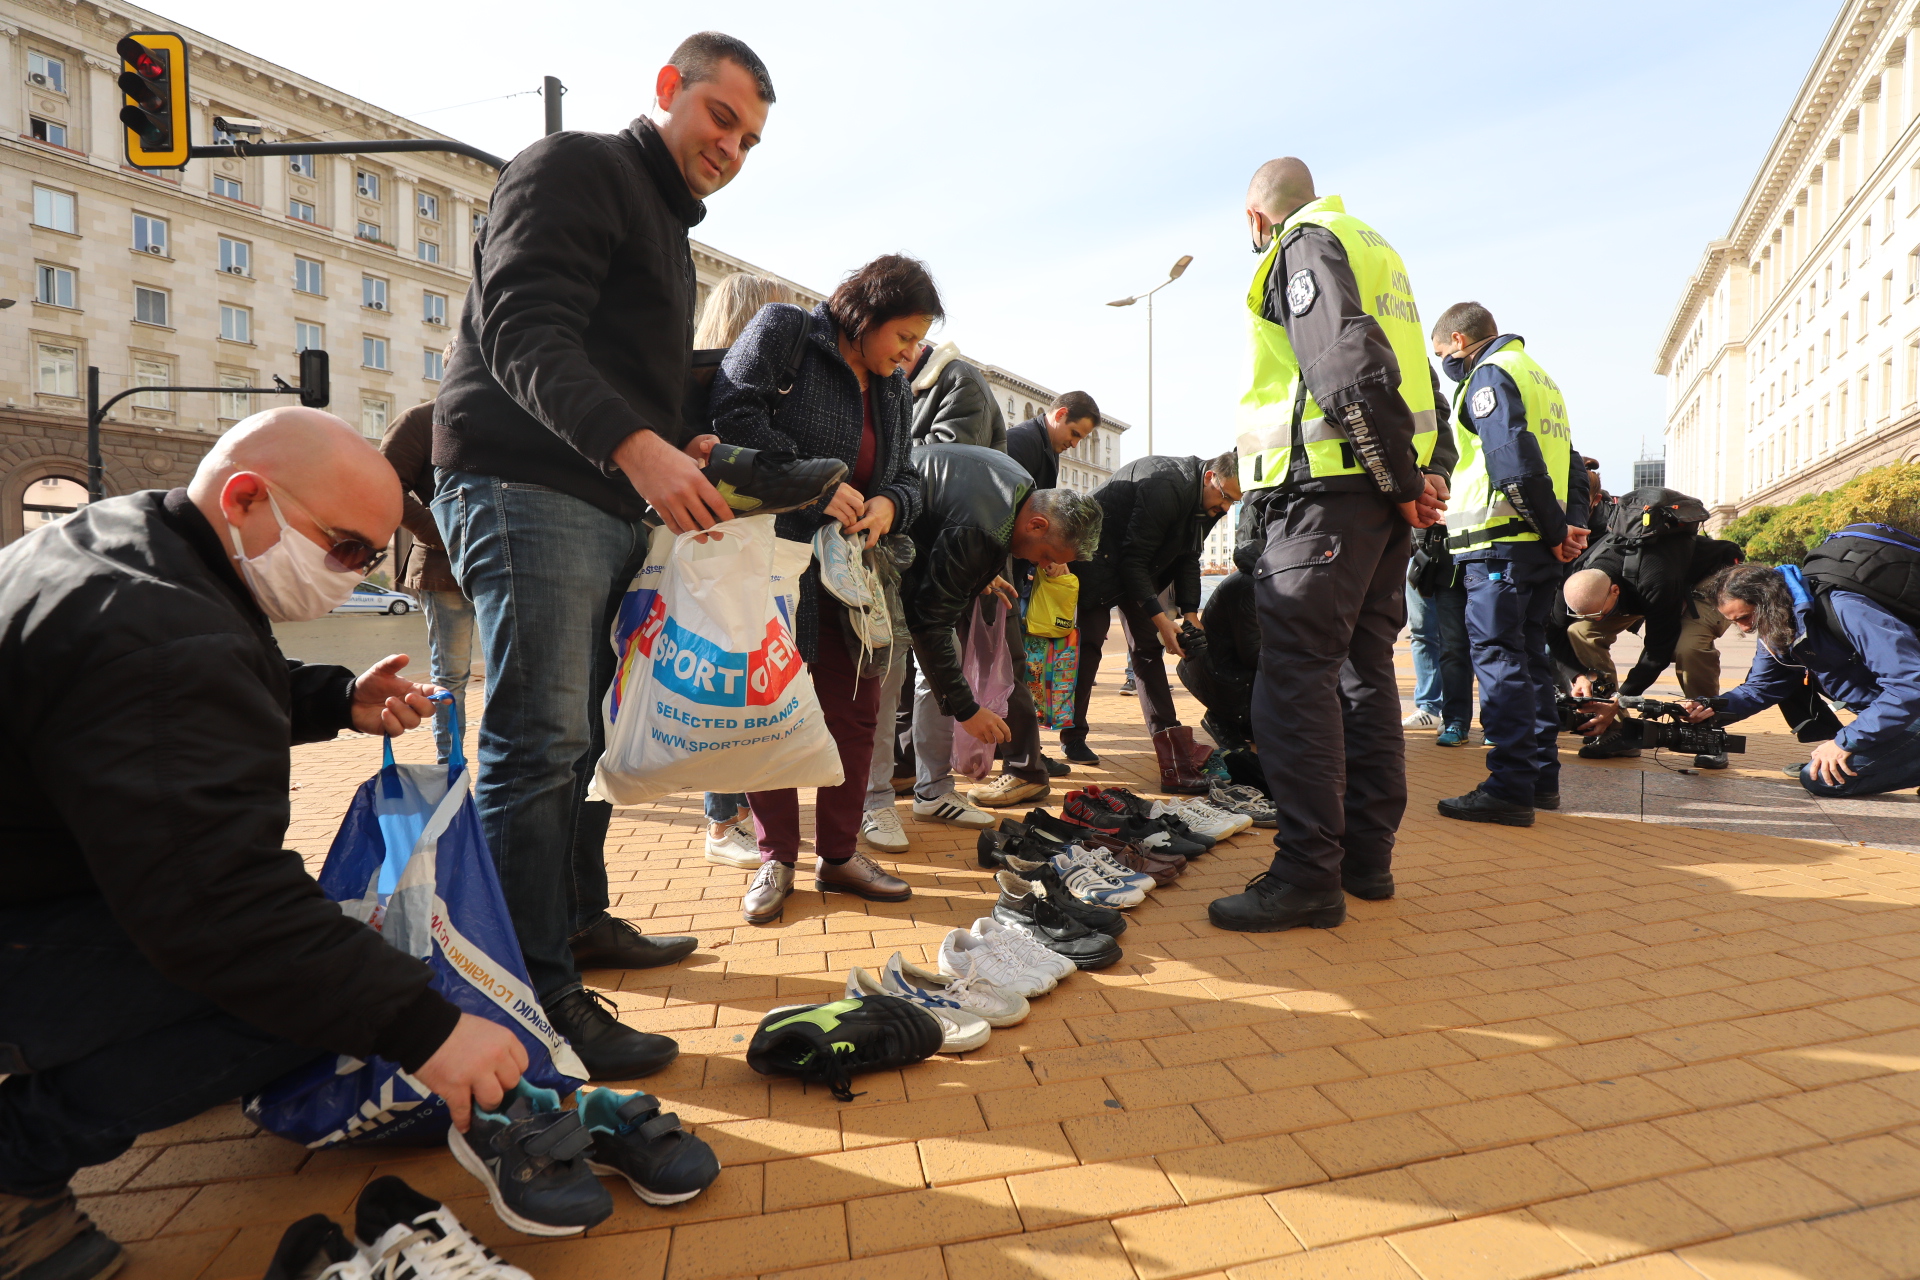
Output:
[0,409,526,1279]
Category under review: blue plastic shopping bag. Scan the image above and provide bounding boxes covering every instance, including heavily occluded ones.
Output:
[244,698,586,1147]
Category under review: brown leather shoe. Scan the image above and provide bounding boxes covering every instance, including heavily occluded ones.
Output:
[1107,840,1186,887]
[813,853,912,901]
[1153,727,1210,795]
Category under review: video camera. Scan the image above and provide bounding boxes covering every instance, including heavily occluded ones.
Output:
[1553,694,1605,734]
[1618,696,1746,757]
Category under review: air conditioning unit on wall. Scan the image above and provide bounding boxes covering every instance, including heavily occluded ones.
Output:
[29,72,48,87]
[425,316,446,326]
[144,244,164,255]
[224,265,245,274]
[369,301,386,311]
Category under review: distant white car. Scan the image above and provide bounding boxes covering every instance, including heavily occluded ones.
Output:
[332,582,413,615]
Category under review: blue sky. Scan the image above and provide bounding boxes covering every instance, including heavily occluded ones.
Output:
[164,0,1841,483]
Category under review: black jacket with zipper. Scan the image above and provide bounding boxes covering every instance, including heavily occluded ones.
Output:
[0,491,460,1071]
[1077,455,1222,618]
[434,117,703,521]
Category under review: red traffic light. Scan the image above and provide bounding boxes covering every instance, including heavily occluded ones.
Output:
[116,36,165,79]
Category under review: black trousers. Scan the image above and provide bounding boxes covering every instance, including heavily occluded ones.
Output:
[1251,493,1410,890]
[1177,646,1256,750]
[1064,594,1181,746]
[0,896,324,1192]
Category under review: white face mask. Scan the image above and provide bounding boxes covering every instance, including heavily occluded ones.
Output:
[225,489,362,622]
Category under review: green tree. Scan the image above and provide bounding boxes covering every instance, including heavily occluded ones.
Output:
[1726,460,1920,563]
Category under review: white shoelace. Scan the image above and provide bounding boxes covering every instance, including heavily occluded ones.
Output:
[1063,846,1135,885]
[367,1211,525,1280]
[949,937,1028,989]
[1055,860,1119,899]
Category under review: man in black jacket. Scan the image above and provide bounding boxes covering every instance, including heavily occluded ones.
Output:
[1063,451,1238,791]
[431,33,773,1076]
[1177,542,1261,750]
[907,342,1007,449]
[903,446,1103,745]
[1006,391,1101,494]
[0,410,525,1280]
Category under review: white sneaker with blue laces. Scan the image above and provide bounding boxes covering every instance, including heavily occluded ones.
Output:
[845,964,990,1051]
[882,951,1028,1027]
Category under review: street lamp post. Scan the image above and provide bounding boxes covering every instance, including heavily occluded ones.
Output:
[1107,254,1192,457]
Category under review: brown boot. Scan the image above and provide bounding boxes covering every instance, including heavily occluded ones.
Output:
[1154,727,1210,795]
[814,853,912,902]
[0,1188,122,1280]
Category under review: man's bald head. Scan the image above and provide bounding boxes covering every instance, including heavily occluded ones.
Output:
[1564,568,1618,617]
[189,406,401,558]
[1247,157,1316,219]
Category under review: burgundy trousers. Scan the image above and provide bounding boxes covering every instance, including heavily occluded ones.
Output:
[748,607,882,863]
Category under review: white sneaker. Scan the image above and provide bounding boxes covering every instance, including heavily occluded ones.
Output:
[913,791,998,829]
[1047,853,1147,908]
[886,951,1029,1027]
[1065,844,1156,894]
[704,822,760,869]
[860,805,910,853]
[1403,709,1440,728]
[362,1204,532,1280]
[973,916,1075,981]
[939,926,1056,998]
[1169,795,1252,839]
[846,965,991,1052]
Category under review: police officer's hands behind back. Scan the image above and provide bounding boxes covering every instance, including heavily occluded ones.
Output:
[1552,526,1590,564]
[1397,479,1446,529]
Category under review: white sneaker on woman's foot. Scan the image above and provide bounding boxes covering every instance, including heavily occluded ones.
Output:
[704,823,760,869]
[860,806,910,854]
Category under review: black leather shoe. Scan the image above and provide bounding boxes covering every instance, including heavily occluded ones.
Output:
[1694,753,1729,770]
[1060,737,1100,765]
[992,890,1121,968]
[703,444,848,516]
[993,866,1127,937]
[570,914,698,970]
[1339,868,1395,900]
[1208,874,1346,933]
[1577,726,1642,759]
[1533,791,1562,810]
[1438,788,1536,827]
[546,988,680,1081]
[1043,754,1071,778]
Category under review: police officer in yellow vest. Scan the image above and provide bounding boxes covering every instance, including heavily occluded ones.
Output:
[1208,157,1447,935]
[1430,301,1592,828]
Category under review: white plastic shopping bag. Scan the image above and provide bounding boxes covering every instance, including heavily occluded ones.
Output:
[591,515,843,805]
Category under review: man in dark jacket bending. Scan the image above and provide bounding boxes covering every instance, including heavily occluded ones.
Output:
[903,445,1103,758]
[0,409,525,1280]
[430,33,776,1076]
[1062,451,1239,791]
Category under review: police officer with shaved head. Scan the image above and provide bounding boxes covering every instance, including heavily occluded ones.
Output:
[1208,157,1448,935]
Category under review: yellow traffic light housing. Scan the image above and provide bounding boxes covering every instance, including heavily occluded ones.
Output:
[118,32,188,169]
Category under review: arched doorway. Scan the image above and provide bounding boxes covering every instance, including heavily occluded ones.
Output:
[23,476,89,533]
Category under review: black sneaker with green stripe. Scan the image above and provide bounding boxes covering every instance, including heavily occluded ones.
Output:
[746,995,943,1100]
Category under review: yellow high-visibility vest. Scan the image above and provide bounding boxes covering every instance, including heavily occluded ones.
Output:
[1446,339,1573,553]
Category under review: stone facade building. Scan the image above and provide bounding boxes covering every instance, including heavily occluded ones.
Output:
[1659,0,1920,526]
[977,363,1128,494]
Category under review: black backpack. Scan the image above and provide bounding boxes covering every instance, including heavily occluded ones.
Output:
[1801,523,1920,634]
[678,301,813,445]
[1607,487,1711,541]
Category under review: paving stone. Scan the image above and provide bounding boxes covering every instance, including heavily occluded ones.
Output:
[1111,1195,1300,1280]
[1006,1158,1182,1230]
[943,1221,1135,1280]
[1060,1105,1217,1164]
[763,1246,948,1280]
[1782,1133,1920,1204]
[1265,1169,1451,1247]
[919,1123,1078,1186]
[667,1204,847,1280]
[1677,1219,1893,1279]
[846,1180,1022,1257]
[1405,1147,1587,1217]
[1156,1133,1326,1203]
[1528,1181,1729,1264]
[1536,1123,1712,1189]
[1662,1157,1855,1232]
[1809,1198,1920,1277]
[764,1144,927,1210]
[1385,1209,1591,1280]
[1224,1238,1421,1280]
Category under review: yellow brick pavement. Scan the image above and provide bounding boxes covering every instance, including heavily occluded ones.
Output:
[89,643,1920,1280]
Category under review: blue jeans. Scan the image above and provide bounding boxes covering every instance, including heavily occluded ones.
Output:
[1407,583,1443,714]
[1429,581,1473,728]
[1800,727,1920,797]
[1463,557,1561,804]
[422,589,474,765]
[0,896,321,1191]
[434,470,648,1002]
[705,793,747,823]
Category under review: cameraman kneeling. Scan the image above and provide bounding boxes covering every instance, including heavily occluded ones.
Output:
[1680,563,1920,796]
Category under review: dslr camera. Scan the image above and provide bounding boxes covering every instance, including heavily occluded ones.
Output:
[1618,696,1746,757]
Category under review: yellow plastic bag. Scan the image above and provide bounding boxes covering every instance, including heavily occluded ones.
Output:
[1026,570,1079,638]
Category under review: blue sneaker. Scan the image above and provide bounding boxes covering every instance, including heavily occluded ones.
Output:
[448,1081,611,1237]
[1436,722,1469,747]
[578,1087,720,1206]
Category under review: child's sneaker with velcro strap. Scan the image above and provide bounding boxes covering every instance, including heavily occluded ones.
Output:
[447,1082,611,1237]
[578,1087,720,1206]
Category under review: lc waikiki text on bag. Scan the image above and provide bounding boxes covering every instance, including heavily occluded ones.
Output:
[591,514,842,806]
[245,695,587,1147]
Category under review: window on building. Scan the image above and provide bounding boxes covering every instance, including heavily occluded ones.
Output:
[289,199,318,223]
[1908,339,1920,407]
[218,374,253,421]
[417,191,439,221]
[363,336,389,370]
[1793,359,1801,389]
[218,236,251,276]
[35,264,75,308]
[1884,273,1896,321]
[471,210,488,236]
[1860,371,1872,432]
[1820,395,1831,451]
[356,221,381,243]
[294,257,324,295]
[134,286,168,326]
[1823,332,1832,368]
[133,359,171,410]
[1882,356,1894,418]
[362,275,388,310]
[212,174,244,202]
[1862,294,1872,334]
[1886,190,1898,236]
[1838,383,1850,441]
[1861,222,1874,262]
[356,171,381,200]
[1825,263,1834,301]
[29,118,69,148]
[360,396,389,438]
[1794,300,1802,333]
[423,292,447,325]
[27,51,66,93]
[220,304,251,343]
[1843,244,1853,283]
[288,154,314,177]
[295,321,324,353]
[424,348,444,381]
[33,186,75,232]
[36,342,78,397]
[1841,313,1851,353]
[417,239,440,265]
[127,216,167,259]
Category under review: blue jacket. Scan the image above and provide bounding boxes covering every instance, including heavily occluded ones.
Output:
[710,302,923,664]
[1717,565,1920,755]
[1444,334,1589,563]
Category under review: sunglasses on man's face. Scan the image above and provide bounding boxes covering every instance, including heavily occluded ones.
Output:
[268,482,388,574]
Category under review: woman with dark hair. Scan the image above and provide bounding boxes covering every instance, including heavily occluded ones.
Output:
[709,254,944,922]
[1687,561,1920,796]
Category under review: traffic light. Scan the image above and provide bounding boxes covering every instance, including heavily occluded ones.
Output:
[298,349,331,408]
[117,32,188,169]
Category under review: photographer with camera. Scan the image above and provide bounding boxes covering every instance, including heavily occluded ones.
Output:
[1679,560,1920,797]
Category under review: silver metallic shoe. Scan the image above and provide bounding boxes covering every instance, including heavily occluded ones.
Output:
[742,861,795,924]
